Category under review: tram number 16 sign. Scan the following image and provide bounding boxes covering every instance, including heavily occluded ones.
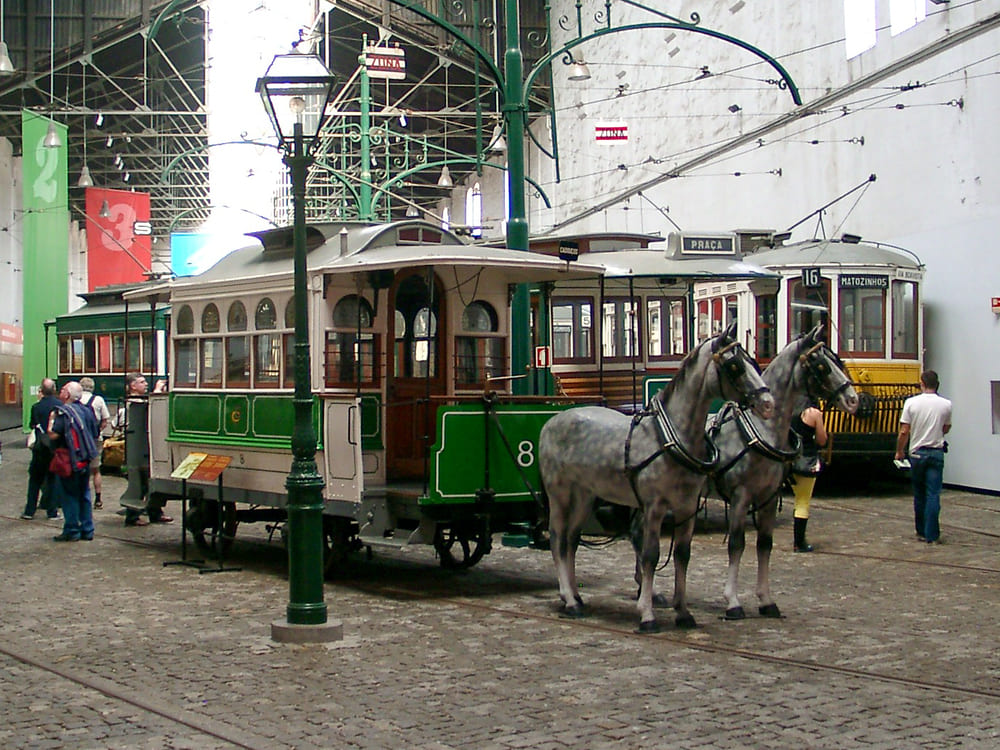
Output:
[534,346,551,369]
[801,267,823,288]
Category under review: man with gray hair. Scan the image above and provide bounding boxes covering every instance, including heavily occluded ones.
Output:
[80,377,111,509]
[47,381,101,542]
[21,378,62,520]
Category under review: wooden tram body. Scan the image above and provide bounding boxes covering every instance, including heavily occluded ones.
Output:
[55,221,924,569]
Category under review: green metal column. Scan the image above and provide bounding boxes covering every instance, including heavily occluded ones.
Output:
[283,121,328,626]
[504,0,532,395]
[359,40,373,221]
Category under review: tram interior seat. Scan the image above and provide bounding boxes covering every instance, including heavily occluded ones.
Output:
[553,371,646,413]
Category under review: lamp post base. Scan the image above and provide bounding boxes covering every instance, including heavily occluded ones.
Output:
[271,619,344,644]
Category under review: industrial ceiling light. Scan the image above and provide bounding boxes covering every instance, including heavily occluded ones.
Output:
[42,0,62,148]
[0,0,14,76]
[568,58,591,81]
[487,122,507,153]
[98,200,111,218]
[437,164,453,188]
[76,165,94,188]
[405,203,419,217]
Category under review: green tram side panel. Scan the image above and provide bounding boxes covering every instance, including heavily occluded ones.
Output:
[422,402,580,507]
[359,393,382,450]
[168,392,322,449]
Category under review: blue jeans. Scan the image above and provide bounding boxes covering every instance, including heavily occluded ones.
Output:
[54,471,94,540]
[911,448,945,542]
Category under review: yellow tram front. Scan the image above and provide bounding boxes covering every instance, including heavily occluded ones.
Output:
[694,233,924,460]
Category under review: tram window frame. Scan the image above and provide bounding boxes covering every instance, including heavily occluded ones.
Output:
[173,304,197,387]
[755,293,778,363]
[226,300,250,388]
[891,280,919,359]
[282,299,296,389]
[696,299,710,344]
[325,294,380,388]
[551,296,594,365]
[838,286,885,358]
[455,300,506,388]
[787,278,831,343]
[200,338,224,387]
[252,297,283,388]
[97,334,112,373]
[646,296,687,362]
[600,296,642,363]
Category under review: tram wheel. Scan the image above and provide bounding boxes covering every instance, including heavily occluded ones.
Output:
[187,500,238,558]
[322,517,360,578]
[433,521,490,569]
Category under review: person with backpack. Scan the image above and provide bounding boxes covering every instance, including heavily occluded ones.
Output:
[21,378,62,521]
[79,377,112,509]
[47,381,100,542]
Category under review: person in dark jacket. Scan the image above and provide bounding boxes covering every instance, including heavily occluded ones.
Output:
[48,381,100,542]
[21,378,62,520]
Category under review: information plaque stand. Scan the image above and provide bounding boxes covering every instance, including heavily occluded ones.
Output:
[163,452,241,574]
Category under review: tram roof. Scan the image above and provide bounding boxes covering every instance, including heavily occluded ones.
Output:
[745,239,923,269]
[577,250,779,279]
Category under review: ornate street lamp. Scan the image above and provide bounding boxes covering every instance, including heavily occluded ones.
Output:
[257,52,342,644]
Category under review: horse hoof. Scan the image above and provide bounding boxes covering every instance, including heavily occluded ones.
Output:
[675,614,697,629]
[561,604,586,619]
[636,620,661,634]
[724,606,746,621]
[651,593,670,608]
[758,603,782,618]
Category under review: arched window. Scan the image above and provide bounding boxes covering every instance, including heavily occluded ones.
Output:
[227,301,247,332]
[200,304,222,386]
[456,301,504,387]
[254,298,280,387]
[226,301,249,388]
[201,304,220,333]
[325,295,378,387]
[174,305,196,386]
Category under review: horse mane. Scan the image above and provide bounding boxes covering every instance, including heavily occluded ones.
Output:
[656,337,711,404]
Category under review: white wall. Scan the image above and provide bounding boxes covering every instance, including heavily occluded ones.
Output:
[484,1,999,490]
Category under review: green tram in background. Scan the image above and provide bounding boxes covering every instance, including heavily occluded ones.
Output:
[57,221,922,572]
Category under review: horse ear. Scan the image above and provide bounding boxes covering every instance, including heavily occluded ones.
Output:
[810,322,826,344]
[723,319,738,341]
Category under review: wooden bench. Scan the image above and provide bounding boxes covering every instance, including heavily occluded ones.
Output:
[553,370,647,411]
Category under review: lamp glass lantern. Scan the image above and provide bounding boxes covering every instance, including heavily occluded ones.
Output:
[255,53,337,152]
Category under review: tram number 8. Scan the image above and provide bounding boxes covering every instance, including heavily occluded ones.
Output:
[517,440,535,468]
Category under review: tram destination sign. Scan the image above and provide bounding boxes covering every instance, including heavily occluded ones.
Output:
[669,231,737,257]
[839,273,889,289]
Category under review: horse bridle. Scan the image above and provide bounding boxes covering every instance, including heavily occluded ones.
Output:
[712,340,769,410]
[798,341,853,403]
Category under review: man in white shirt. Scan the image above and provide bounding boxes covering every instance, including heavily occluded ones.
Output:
[80,377,112,509]
[895,370,952,544]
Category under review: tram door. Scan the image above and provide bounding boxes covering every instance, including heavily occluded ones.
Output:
[386,270,446,480]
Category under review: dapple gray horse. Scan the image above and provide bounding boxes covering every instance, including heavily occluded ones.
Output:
[539,322,775,632]
[708,324,859,620]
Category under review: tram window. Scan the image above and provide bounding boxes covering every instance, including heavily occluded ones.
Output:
[126,332,141,371]
[725,296,738,328]
[83,336,97,372]
[892,280,918,359]
[58,338,70,374]
[551,297,593,364]
[326,295,378,387]
[788,278,830,342]
[176,305,194,334]
[411,308,437,378]
[227,336,250,388]
[711,298,723,336]
[647,297,687,360]
[255,298,277,330]
[227,301,247,332]
[97,334,112,373]
[201,304,220,333]
[283,333,295,388]
[112,334,125,371]
[254,333,281,387]
[174,340,197,387]
[456,301,505,387]
[141,331,153,372]
[839,287,884,356]
[200,338,223,387]
[755,294,778,361]
[601,297,641,361]
[696,300,710,344]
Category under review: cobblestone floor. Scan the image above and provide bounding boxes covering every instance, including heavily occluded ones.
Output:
[1,431,999,748]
